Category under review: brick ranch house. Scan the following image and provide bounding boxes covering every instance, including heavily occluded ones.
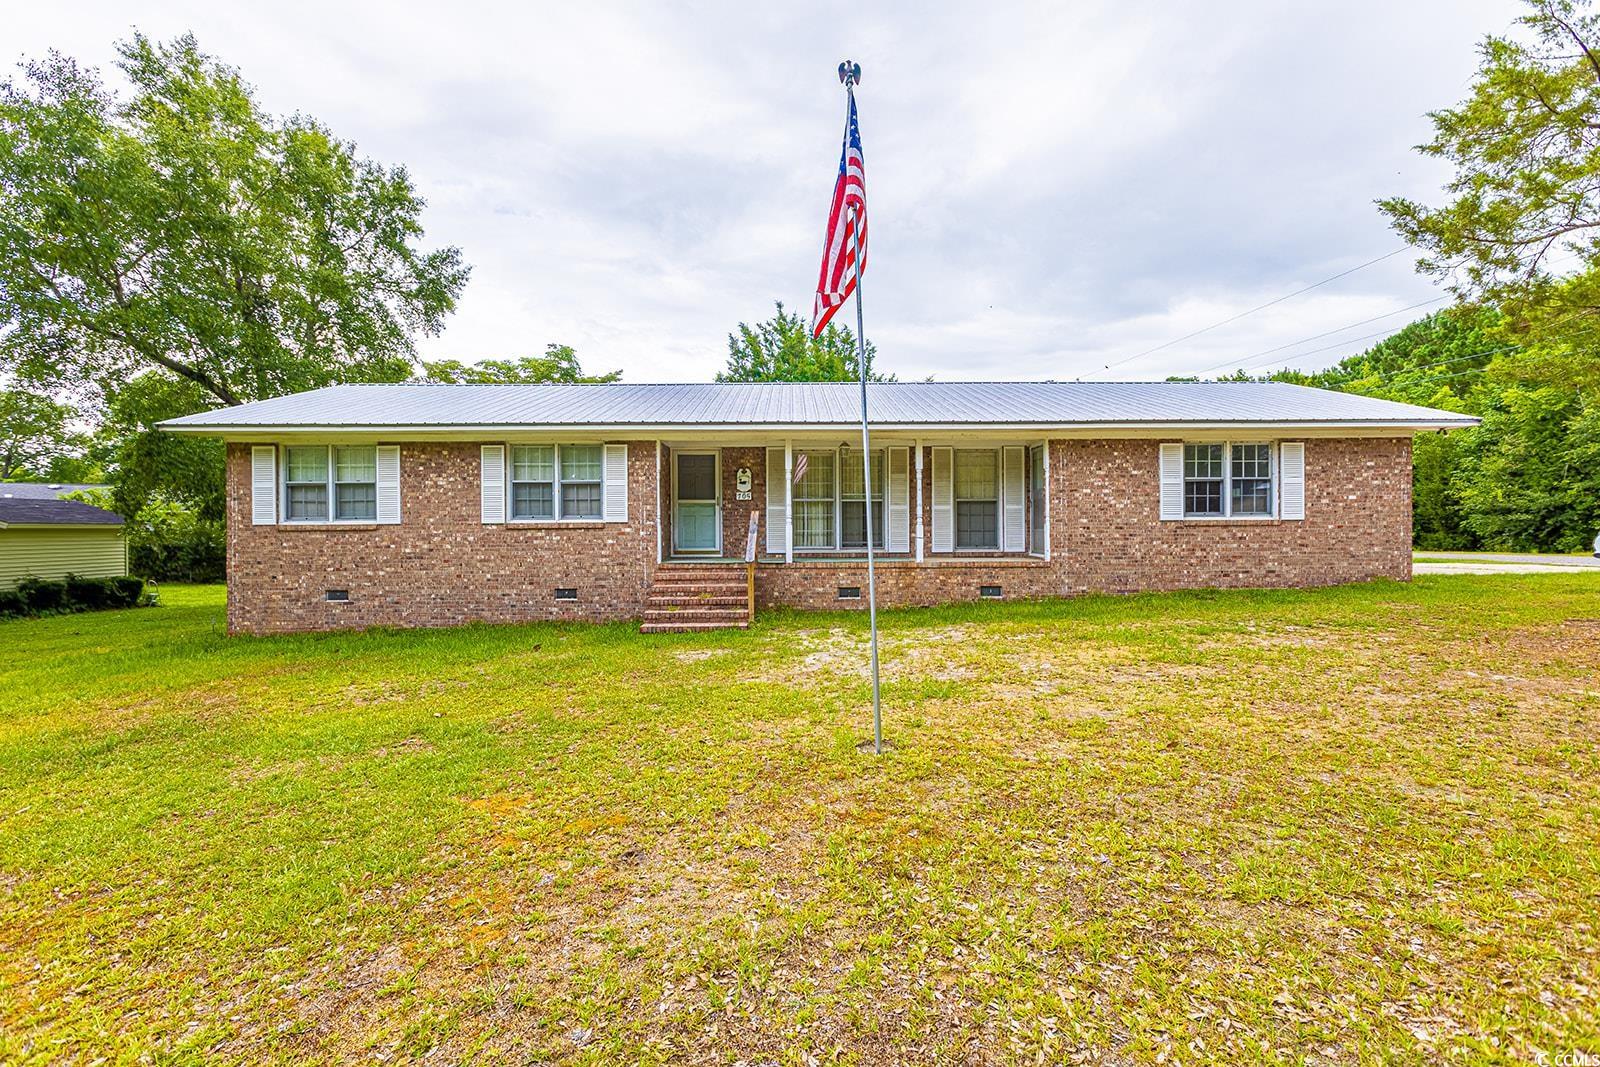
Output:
[161,380,1477,635]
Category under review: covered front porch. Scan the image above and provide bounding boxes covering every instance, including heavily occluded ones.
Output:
[655,437,1052,564]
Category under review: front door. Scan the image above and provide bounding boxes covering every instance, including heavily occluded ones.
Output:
[673,451,720,554]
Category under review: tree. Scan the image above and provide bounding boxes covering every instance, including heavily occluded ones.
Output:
[0,387,86,480]
[0,33,469,408]
[90,372,225,522]
[718,302,888,382]
[1378,0,1600,381]
[420,344,619,384]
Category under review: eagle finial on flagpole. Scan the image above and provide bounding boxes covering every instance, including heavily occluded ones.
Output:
[837,61,861,87]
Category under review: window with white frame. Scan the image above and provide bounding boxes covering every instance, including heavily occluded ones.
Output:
[793,450,836,549]
[560,445,603,519]
[839,447,884,550]
[955,449,1000,550]
[283,445,377,522]
[508,444,603,521]
[1184,442,1274,518]
[510,445,556,520]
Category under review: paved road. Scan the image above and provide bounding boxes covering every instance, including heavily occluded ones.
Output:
[1414,551,1600,575]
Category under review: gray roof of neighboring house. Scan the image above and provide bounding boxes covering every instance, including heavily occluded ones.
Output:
[158,380,1480,432]
[0,498,124,526]
[0,483,109,500]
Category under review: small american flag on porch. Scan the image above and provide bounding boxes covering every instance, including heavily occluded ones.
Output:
[811,91,867,337]
[791,452,809,485]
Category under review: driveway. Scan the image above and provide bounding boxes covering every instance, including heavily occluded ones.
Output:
[1414,551,1600,574]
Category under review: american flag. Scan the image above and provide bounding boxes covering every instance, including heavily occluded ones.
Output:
[811,92,867,337]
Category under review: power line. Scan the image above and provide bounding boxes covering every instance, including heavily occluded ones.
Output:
[1193,295,1450,377]
[1095,248,1410,377]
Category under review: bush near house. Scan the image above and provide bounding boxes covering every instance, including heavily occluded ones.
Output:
[0,574,145,618]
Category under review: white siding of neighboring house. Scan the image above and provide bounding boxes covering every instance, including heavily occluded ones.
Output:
[0,526,128,586]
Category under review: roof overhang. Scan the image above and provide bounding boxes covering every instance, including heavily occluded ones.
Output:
[163,417,1480,439]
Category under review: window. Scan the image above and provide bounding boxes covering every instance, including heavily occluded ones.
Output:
[1230,443,1273,516]
[793,450,836,549]
[510,445,555,520]
[1183,442,1274,518]
[334,446,377,521]
[283,445,382,523]
[560,445,603,519]
[1183,444,1224,517]
[839,448,884,550]
[955,449,999,550]
[285,446,329,521]
[507,444,605,521]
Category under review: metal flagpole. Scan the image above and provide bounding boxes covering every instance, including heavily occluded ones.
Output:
[842,65,882,755]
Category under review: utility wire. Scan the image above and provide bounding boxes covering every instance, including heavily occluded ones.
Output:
[1194,295,1450,377]
[1096,248,1410,377]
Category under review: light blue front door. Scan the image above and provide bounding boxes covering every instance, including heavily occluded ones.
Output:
[674,452,720,553]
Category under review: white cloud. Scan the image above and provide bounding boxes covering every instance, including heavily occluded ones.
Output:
[6,0,1521,382]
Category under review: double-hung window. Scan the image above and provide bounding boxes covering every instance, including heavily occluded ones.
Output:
[508,444,603,521]
[284,445,377,522]
[560,445,603,519]
[510,445,556,520]
[954,449,1000,550]
[1183,442,1273,518]
[839,447,884,550]
[793,450,836,549]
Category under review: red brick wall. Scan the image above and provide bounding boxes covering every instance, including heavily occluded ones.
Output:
[756,437,1413,610]
[225,435,1413,632]
[225,441,659,635]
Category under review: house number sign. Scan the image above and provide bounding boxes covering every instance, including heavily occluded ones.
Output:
[735,466,753,501]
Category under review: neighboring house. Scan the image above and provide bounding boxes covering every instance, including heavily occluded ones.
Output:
[0,489,127,588]
[160,380,1478,635]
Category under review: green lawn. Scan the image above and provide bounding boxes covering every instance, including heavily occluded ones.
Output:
[2,578,1599,1064]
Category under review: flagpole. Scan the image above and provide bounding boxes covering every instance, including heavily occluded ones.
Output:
[843,68,883,756]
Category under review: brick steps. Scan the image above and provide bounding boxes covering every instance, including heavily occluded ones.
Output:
[641,563,752,633]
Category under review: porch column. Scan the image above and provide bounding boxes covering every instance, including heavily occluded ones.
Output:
[784,438,794,564]
[914,439,925,562]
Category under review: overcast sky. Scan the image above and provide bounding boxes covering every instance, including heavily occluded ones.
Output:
[11,1,1522,382]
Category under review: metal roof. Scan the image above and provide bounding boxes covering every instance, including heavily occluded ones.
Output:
[159,380,1479,432]
[0,498,124,526]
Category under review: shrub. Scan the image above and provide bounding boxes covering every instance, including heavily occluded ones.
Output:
[17,577,68,614]
[125,497,225,583]
[3,576,145,619]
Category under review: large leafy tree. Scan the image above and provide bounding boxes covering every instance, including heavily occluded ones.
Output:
[718,302,888,382]
[0,386,87,480]
[1379,0,1600,383]
[0,33,469,407]
[420,344,619,384]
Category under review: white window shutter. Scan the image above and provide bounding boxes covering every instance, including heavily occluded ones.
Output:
[765,446,787,554]
[375,446,402,525]
[886,446,910,552]
[930,446,954,552]
[1280,441,1305,520]
[1159,442,1183,521]
[480,445,506,524]
[1002,445,1025,552]
[603,443,629,522]
[251,446,277,525]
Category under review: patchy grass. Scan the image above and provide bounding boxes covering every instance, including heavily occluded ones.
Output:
[2,577,1599,1064]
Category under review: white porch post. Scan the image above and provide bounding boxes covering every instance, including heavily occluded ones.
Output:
[1042,438,1052,562]
[654,440,663,563]
[784,438,794,564]
[913,439,925,562]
